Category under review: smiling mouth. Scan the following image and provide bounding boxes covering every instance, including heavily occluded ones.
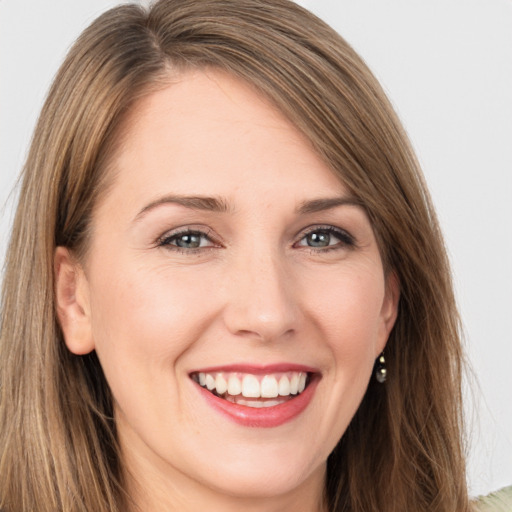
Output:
[190,371,311,408]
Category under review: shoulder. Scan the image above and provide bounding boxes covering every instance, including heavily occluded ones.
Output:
[473,486,512,512]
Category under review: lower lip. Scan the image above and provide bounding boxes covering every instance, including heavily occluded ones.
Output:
[194,375,319,428]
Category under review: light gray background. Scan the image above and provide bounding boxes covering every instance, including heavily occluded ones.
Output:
[1,0,511,497]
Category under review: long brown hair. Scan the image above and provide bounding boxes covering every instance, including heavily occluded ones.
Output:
[0,1,470,510]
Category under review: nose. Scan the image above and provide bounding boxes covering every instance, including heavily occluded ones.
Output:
[221,247,298,343]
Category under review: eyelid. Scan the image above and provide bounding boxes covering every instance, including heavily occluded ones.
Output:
[156,226,220,249]
[294,224,356,249]
[155,224,356,252]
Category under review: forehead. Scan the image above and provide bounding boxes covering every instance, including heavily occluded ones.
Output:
[100,69,347,217]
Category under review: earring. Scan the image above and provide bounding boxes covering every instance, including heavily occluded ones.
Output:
[375,353,387,383]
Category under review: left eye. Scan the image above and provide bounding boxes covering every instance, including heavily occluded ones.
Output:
[296,228,352,249]
[159,231,212,249]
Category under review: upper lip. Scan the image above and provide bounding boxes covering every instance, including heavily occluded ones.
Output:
[188,363,320,375]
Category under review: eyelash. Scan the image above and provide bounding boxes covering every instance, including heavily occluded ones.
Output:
[157,228,218,254]
[295,225,356,253]
[156,225,356,254]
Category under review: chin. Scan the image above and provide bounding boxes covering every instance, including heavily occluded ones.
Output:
[210,468,316,500]
[195,448,325,501]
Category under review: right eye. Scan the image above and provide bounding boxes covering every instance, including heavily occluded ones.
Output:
[158,229,215,251]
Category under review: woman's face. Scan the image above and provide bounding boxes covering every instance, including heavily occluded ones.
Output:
[56,70,398,506]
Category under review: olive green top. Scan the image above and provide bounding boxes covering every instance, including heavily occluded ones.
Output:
[474,486,512,511]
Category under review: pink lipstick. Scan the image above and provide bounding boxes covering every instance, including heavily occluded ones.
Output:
[189,364,320,428]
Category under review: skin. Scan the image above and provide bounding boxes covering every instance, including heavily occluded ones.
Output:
[55,69,399,512]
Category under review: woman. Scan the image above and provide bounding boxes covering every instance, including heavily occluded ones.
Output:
[0,1,508,511]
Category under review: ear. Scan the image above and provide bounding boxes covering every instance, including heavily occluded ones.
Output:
[54,247,95,355]
[376,270,400,355]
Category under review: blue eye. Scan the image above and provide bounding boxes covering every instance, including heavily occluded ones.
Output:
[297,227,354,249]
[159,230,213,250]
[304,231,332,247]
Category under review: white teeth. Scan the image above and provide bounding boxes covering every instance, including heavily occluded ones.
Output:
[227,375,242,396]
[289,373,299,394]
[242,399,265,408]
[205,373,215,391]
[215,374,228,395]
[242,374,260,398]
[260,375,279,398]
[194,371,310,400]
[261,399,282,407]
[298,373,307,393]
[278,375,290,396]
[226,396,288,408]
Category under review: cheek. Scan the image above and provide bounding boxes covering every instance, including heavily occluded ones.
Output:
[290,266,387,460]
[305,264,386,418]
[309,265,386,348]
[85,260,223,441]
[86,257,219,390]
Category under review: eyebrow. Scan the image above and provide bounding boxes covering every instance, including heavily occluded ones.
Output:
[296,196,364,214]
[134,193,363,222]
[134,195,232,222]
